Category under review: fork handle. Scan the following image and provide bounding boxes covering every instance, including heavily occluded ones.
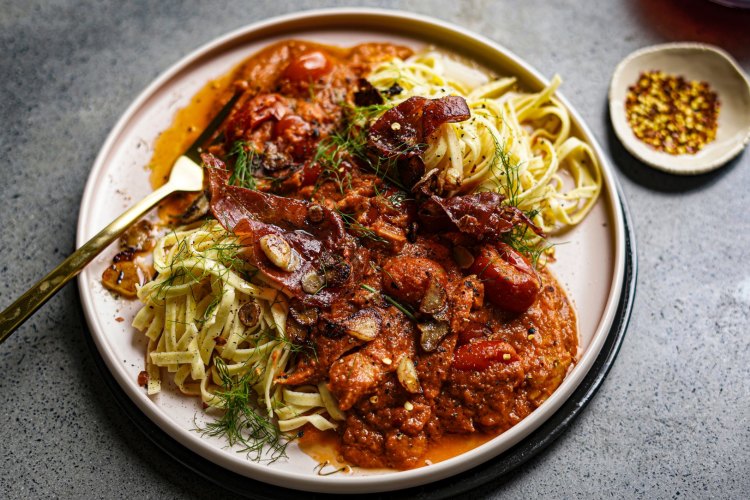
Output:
[0,183,174,344]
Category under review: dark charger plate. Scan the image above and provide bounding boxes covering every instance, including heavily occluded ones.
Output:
[82,190,637,499]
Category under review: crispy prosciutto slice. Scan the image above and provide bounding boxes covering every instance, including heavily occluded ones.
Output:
[367,95,470,159]
[418,191,543,242]
[206,158,359,306]
[367,95,470,190]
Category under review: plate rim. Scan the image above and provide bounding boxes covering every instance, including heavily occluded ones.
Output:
[76,7,627,494]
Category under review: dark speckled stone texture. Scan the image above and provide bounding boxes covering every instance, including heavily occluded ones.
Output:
[1,0,748,498]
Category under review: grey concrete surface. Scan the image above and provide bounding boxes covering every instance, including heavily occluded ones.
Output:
[1,0,748,498]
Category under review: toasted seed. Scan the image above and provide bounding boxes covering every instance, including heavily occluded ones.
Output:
[259,234,298,271]
[301,271,325,294]
[418,319,450,352]
[419,278,448,315]
[397,357,422,394]
[238,300,261,327]
[452,246,474,269]
[343,308,382,341]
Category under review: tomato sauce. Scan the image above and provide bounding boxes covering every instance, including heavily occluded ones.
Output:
[299,425,497,470]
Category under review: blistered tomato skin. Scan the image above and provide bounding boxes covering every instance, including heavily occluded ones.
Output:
[283,51,333,83]
[274,114,308,137]
[298,161,322,187]
[469,243,540,314]
[457,321,490,346]
[224,94,289,143]
[453,341,518,371]
[274,114,312,159]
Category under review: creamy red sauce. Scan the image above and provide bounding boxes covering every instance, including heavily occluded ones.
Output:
[299,424,498,470]
[149,40,578,471]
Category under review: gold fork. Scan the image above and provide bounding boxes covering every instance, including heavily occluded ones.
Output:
[0,92,241,343]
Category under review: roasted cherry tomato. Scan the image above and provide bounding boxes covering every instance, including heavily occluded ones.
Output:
[224,94,289,143]
[453,340,518,371]
[274,114,308,137]
[468,243,540,314]
[274,114,312,159]
[283,50,332,83]
[298,161,322,187]
[457,321,490,346]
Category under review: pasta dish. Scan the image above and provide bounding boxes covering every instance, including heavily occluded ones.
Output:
[103,40,601,470]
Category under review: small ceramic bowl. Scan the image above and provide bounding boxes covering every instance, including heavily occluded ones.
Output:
[609,43,750,175]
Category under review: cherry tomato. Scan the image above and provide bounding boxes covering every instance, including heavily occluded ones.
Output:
[224,94,289,143]
[283,51,332,83]
[274,114,312,159]
[457,321,490,346]
[275,114,308,137]
[298,161,322,187]
[468,243,540,313]
[453,341,518,371]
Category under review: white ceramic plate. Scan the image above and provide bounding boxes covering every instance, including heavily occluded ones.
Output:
[609,42,750,175]
[77,9,626,494]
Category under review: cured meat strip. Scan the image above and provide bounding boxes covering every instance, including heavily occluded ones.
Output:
[367,96,470,159]
[207,162,359,306]
[418,191,543,241]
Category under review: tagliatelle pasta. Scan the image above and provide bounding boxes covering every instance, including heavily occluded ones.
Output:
[131,222,341,436]
[367,51,602,236]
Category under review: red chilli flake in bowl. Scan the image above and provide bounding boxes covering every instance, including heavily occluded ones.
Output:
[624,70,720,155]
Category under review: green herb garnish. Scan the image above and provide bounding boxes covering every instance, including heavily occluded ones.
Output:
[198,358,290,463]
[335,209,387,243]
[487,133,550,265]
[228,140,262,190]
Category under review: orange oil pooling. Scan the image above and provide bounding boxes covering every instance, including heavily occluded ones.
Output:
[299,426,498,470]
[298,427,350,471]
[419,432,497,467]
[149,76,235,189]
[149,70,237,221]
